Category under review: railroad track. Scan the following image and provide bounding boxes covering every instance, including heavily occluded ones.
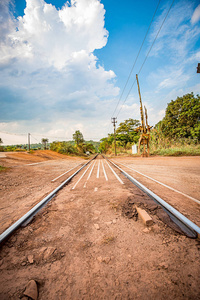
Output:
[0,154,199,246]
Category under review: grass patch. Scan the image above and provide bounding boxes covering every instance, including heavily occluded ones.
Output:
[150,144,200,156]
[102,235,115,245]
[0,165,7,171]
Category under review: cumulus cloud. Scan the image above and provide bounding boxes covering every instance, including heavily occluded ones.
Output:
[0,0,119,141]
[1,0,109,69]
[191,4,200,24]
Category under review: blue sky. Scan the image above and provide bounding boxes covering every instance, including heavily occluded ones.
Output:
[0,0,200,145]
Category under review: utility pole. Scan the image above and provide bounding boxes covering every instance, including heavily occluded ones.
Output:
[28,133,30,151]
[136,74,151,157]
[197,63,200,73]
[111,117,117,156]
[136,74,145,134]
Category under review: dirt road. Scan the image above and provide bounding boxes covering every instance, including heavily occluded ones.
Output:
[0,152,199,299]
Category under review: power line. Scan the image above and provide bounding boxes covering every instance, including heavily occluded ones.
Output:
[110,0,162,120]
[0,131,102,141]
[116,0,175,118]
[0,131,27,136]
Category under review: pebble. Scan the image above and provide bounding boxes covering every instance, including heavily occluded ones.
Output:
[112,219,117,224]
[143,228,149,233]
[43,247,56,260]
[97,256,103,262]
[97,256,111,264]
[105,221,112,226]
[27,255,34,264]
[94,224,100,230]
[21,261,26,266]
[103,257,111,264]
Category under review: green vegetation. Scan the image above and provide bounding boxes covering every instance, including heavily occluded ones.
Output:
[99,118,140,154]
[1,93,199,157]
[155,93,199,141]
[150,93,200,156]
[73,130,84,146]
[50,130,99,156]
[41,138,49,150]
[99,93,200,156]
[0,165,7,171]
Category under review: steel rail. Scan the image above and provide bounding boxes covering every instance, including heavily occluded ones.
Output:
[0,154,98,246]
[105,157,200,239]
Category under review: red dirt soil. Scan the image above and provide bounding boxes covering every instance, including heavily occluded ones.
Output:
[0,152,199,299]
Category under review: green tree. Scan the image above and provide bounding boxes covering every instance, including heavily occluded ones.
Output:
[41,138,49,150]
[159,93,200,141]
[85,143,96,153]
[116,118,140,149]
[73,130,84,146]
[99,134,114,153]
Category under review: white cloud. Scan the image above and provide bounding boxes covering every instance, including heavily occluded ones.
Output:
[149,1,200,60]
[1,0,109,69]
[191,4,200,24]
[0,0,120,143]
[157,68,190,90]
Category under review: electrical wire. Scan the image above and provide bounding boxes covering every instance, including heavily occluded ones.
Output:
[0,131,102,142]
[111,0,162,120]
[116,0,175,118]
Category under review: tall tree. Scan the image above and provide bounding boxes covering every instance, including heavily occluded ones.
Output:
[159,93,200,140]
[116,118,140,149]
[73,130,84,146]
[41,138,49,150]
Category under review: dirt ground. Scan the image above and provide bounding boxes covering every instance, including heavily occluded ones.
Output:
[0,151,199,299]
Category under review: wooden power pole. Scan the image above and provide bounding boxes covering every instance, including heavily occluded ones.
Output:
[111,117,117,156]
[136,74,152,157]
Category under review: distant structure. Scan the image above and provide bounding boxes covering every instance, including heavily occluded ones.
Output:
[197,63,200,73]
[136,74,152,157]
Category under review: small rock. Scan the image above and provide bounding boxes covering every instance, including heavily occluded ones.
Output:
[94,224,100,230]
[21,261,26,266]
[94,210,101,215]
[23,280,38,300]
[103,257,111,264]
[43,247,56,260]
[112,219,117,224]
[97,256,103,263]
[61,253,65,257]
[159,263,168,270]
[105,221,112,226]
[27,255,34,264]
[143,228,149,233]
[128,254,132,258]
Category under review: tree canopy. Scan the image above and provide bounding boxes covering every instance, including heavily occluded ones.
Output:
[73,130,84,146]
[41,138,49,150]
[116,118,140,149]
[157,93,200,141]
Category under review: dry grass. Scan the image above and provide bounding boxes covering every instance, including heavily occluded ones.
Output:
[102,235,115,245]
